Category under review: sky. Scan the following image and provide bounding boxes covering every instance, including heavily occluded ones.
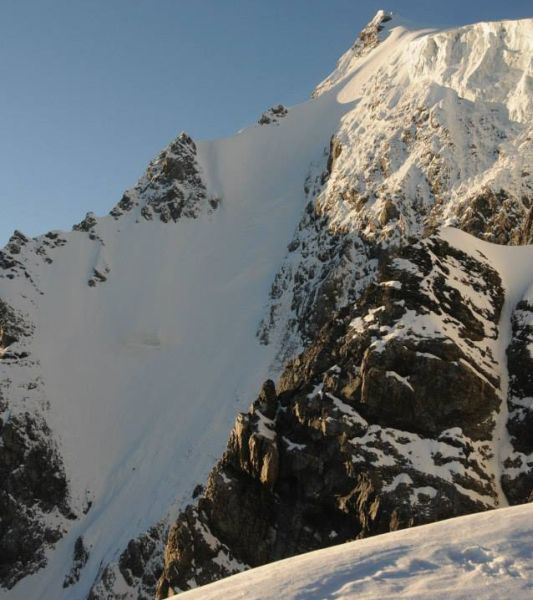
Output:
[1,0,532,245]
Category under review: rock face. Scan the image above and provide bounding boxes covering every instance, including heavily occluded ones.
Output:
[156,235,516,595]
[109,132,217,223]
[503,295,533,504]
[0,299,73,589]
[312,10,393,97]
[0,411,72,588]
[63,537,89,588]
[88,524,166,600]
[258,105,289,125]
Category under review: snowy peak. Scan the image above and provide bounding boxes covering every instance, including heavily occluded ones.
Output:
[107,131,218,223]
[406,18,533,123]
[313,17,533,241]
[313,13,533,124]
[354,9,394,49]
[312,9,395,97]
[260,15,533,363]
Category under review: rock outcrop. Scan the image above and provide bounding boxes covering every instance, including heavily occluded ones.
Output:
[88,524,166,600]
[258,105,288,126]
[503,295,533,504]
[157,234,516,595]
[109,132,216,223]
[0,300,73,589]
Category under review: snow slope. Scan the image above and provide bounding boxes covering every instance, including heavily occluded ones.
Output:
[0,90,349,599]
[174,503,533,600]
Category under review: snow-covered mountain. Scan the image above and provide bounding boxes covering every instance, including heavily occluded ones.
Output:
[1,10,533,600]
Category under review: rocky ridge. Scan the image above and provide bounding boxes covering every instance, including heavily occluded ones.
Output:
[156,233,518,594]
[109,132,218,223]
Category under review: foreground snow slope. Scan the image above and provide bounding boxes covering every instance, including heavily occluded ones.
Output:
[175,503,533,600]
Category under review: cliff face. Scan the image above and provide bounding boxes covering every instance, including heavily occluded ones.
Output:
[157,230,533,597]
[0,295,74,589]
[156,232,521,595]
[504,295,533,504]
[2,11,533,600]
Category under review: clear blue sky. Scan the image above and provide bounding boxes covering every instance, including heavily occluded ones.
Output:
[1,0,532,245]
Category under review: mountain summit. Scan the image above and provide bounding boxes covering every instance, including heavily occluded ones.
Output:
[1,12,533,600]
[312,9,396,97]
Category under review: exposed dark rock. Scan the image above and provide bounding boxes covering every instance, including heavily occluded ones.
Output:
[258,105,288,125]
[0,298,30,352]
[88,523,167,600]
[63,536,89,588]
[519,203,533,244]
[73,212,98,233]
[506,300,533,454]
[157,235,506,594]
[155,506,244,599]
[109,132,211,225]
[0,300,72,589]
[110,192,136,218]
[0,411,72,588]
[325,136,343,180]
[502,299,533,504]
[379,199,400,225]
[4,231,29,256]
[354,11,393,55]
[88,267,110,288]
[458,188,527,245]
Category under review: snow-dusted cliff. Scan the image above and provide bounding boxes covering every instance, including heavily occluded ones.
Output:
[1,10,533,600]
